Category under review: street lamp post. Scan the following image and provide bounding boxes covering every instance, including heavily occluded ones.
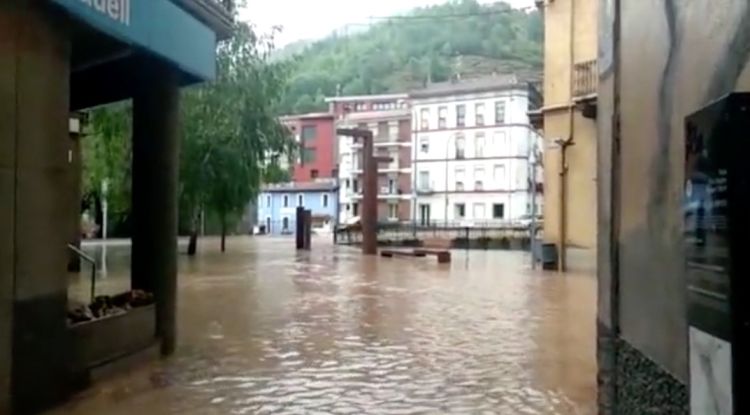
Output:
[101,179,109,276]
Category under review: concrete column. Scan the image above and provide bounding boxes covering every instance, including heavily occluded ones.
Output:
[0,1,72,412]
[0,5,16,411]
[67,117,83,272]
[131,56,181,356]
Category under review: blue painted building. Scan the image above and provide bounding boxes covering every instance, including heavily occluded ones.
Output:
[257,180,339,235]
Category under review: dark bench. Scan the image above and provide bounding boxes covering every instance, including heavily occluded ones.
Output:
[381,249,426,258]
[413,248,451,264]
[381,248,450,263]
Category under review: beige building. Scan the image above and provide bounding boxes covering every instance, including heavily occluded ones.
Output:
[534,0,598,272]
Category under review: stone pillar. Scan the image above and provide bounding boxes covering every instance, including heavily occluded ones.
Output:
[0,1,72,412]
[131,56,181,356]
[0,6,15,411]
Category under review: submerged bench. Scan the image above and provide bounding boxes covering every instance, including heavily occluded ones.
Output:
[413,248,451,264]
[381,249,426,258]
[381,248,450,263]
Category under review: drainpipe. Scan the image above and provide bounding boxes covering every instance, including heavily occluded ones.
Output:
[557,138,574,272]
[559,0,577,273]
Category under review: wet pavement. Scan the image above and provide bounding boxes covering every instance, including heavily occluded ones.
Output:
[57,236,596,415]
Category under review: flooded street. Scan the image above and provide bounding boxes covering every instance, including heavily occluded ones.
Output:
[56,237,596,415]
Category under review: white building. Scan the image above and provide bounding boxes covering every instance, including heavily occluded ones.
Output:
[329,94,412,225]
[410,76,543,226]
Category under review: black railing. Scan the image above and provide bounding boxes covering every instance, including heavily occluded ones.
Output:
[335,221,540,250]
[573,59,597,98]
[68,244,97,303]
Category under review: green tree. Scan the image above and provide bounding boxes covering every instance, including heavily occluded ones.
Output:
[180,22,295,254]
[81,104,131,234]
[275,0,543,114]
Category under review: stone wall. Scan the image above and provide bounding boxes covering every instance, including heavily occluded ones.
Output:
[597,0,750,412]
[0,2,74,413]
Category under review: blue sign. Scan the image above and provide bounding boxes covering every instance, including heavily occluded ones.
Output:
[50,0,217,80]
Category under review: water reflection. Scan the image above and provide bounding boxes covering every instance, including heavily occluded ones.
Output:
[56,237,595,415]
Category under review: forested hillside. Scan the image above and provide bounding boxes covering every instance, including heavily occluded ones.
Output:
[276,0,543,115]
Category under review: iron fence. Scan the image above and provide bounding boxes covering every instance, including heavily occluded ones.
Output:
[335,221,541,250]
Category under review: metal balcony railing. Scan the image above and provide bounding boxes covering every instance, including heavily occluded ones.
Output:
[573,59,597,98]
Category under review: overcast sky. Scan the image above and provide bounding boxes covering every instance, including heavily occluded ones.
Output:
[240,0,536,46]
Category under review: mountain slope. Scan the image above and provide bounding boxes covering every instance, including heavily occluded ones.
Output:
[276,0,543,115]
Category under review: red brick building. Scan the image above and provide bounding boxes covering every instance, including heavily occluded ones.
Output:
[280,113,336,182]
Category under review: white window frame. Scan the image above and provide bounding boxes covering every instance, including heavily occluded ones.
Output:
[388,203,398,219]
[455,168,465,191]
[418,171,430,190]
[438,106,447,129]
[456,104,466,127]
[492,203,505,219]
[475,133,485,158]
[455,134,466,159]
[494,131,508,156]
[420,108,430,130]
[283,194,289,208]
[475,103,485,126]
[420,137,429,154]
[455,203,466,219]
[495,100,506,125]
[322,193,329,208]
[473,203,486,220]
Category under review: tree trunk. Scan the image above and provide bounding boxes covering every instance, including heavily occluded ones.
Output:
[187,231,198,256]
[187,212,199,256]
[220,215,227,253]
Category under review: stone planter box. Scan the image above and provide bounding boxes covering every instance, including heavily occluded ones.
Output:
[68,305,156,372]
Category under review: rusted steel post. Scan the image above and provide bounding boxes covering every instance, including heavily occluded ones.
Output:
[304,209,312,250]
[337,128,377,255]
[295,206,305,250]
[361,132,378,255]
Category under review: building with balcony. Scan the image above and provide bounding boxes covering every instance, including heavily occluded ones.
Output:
[256,180,338,235]
[327,94,412,224]
[0,0,232,412]
[410,76,543,227]
[280,112,336,182]
[534,0,598,272]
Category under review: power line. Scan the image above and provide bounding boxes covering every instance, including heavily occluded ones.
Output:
[327,6,537,32]
[365,6,536,21]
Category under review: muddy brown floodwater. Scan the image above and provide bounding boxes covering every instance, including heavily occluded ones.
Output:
[55,236,596,415]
